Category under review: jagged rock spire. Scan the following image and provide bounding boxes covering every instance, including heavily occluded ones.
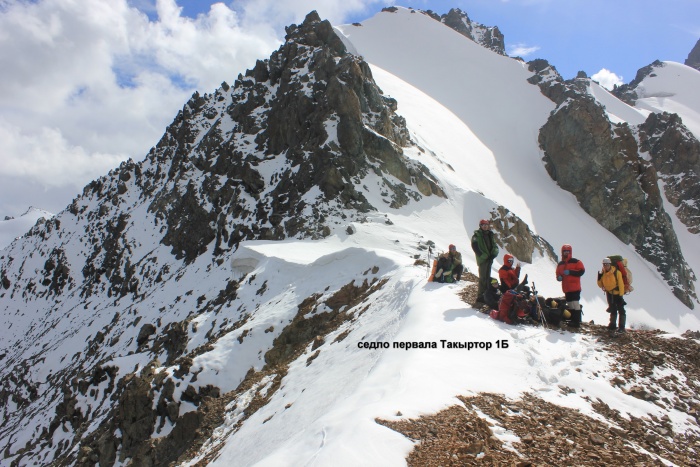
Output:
[685,38,700,71]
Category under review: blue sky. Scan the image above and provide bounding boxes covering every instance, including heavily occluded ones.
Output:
[0,0,698,217]
[168,0,700,82]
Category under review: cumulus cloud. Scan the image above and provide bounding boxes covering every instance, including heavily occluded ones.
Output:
[591,68,624,90]
[0,0,385,215]
[0,121,126,188]
[0,0,292,214]
[507,43,540,58]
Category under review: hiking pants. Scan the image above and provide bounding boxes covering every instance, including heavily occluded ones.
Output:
[477,259,493,299]
[606,293,626,330]
[564,290,582,326]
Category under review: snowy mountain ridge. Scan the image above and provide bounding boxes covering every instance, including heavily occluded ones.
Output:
[1,6,699,466]
[0,206,54,250]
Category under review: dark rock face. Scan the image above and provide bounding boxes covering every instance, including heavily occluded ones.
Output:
[423,8,506,55]
[538,87,696,307]
[527,59,586,105]
[611,60,664,106]
[685,38,700,71]
[639,112,700,235]
[489,207,557,264]
[144,10,443,261]
[0,11,447,466]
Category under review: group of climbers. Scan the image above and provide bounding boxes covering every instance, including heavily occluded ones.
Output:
[431,218,632,333]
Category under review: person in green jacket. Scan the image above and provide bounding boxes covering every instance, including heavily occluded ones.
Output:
[471,219,499,305]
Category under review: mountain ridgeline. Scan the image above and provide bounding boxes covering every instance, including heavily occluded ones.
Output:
[145,10,444,264]
[1,7,699,467]
[529,59,699,307]
[0,11,448,466]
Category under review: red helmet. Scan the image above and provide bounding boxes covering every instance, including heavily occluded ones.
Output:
[504,253,514,264]
[448,244,456,251]
[479,219,490,226]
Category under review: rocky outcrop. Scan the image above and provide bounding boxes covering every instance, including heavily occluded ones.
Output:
[379,316,700,467]
[143,10,443,261]
[639,112,700,234]
[423,8,506,55]
[611,60,664,106]
[538,88,696,307]
[685,38,700,71]
[527,59,567,104]
[488,206,557,264]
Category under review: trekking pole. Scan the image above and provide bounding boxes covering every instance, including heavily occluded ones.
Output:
[427,246,432,277]
[532,282,548,328]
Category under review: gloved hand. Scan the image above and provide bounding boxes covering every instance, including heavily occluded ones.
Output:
[563,270,570,276]
[557,275,563,281]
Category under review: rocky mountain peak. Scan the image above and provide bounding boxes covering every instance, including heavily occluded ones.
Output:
[611,60,665,105]
[284,11,347,56]
[139,8,445,263]
[685,38,700,71]
[0,11,447,465]
[423,8,506,55]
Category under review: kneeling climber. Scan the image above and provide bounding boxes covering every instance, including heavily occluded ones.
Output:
[434,244,464,283]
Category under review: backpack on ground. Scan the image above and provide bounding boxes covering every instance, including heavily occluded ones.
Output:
[608,255,633,293]
[496,290,529,325]
[428,259,438,282]
[541,297,568,326]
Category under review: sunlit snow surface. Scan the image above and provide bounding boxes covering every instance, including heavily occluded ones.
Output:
[1,7,699,467]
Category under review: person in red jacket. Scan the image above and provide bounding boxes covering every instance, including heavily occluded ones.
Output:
[498,253,521,293]
[555,244,585,328]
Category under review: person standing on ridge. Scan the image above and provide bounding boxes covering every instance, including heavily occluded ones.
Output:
[472,219,499,305]
[597,257,627,334]
[498,253,521,293]
[555,244,585,328]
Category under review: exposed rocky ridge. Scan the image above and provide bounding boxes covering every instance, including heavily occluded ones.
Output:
[685,38,700,71]
[612,60,665,106]
[379,289,700,466]
[422,8,506,55]
[69,275,387,466]
[638,111,700,235]
[0,10,445,466]
[531,59,697,308]
[143,9,444,263]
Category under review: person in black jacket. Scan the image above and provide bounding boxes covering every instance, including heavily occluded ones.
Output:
[482,277,502,310]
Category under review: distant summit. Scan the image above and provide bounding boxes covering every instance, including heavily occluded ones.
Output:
[426,8,506,55]
[685,38,700,71]
[0,206,53,249]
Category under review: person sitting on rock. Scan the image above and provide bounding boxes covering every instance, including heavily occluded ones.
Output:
[498,253,521,293]
[434,244,464,283]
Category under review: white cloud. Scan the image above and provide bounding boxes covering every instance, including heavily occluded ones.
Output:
[0,121,125,189]
[507,43,540,58]
[591,68,624,90]
[234,0,378,29]
[0,0,288,214]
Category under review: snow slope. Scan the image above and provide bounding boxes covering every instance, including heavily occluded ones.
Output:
[633,61,700,140]
[337,7,700,330]
[2,8,699,467]
[207,9,700,466]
